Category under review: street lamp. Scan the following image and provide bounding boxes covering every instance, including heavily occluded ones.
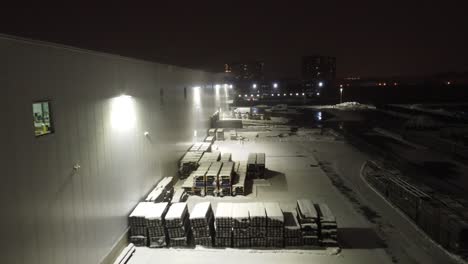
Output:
[340,88,343,103]
[253,84,257,89]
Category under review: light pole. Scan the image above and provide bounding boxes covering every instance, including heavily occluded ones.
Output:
[340,88,343,104]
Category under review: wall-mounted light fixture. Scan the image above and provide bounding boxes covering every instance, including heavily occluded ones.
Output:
[111,95,136,131]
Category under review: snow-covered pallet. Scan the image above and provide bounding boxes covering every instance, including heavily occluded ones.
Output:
[205,136,215,143]
[303,235,319,246]
[216,128,225,140]
[219,162,234,187]
[192,226,213,238]
[199,151,221,164]
[167,218,190,238]
[283,211,302,238]
[232,203,250,228]
[181,176,195,195]
[264,202,284,227]
[220,153,232,162]
[248,202,266,227]
[171,189,187,203]
[129,202,153,227]
[190,202,213,228]
[296,199,318,224]
[145,202,169,227]
[165,202,189,228]
[267,227,284,237]
[208,128,216,137]
[232,162,247,196]
[215,203,233,228]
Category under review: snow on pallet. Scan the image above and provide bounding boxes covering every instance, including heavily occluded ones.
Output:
[129,202,153,227]
[215,202,234,227]
[220,152,232,162]
[247,202,266,227]
[145,202,169,226]
[264,202,284,227]
[165,202,189,228]
[296,199,318,223]
[232,203,250,228]
[171,189,187,203]
[190,202,213,228]
[145,177,174,202]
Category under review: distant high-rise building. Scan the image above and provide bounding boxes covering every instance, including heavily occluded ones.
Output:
[224,61,265,82]
[301,56,336,93]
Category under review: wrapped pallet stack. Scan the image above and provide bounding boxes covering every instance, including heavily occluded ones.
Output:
[192,162,210,196]
[219,162,234,196]
[232,161,247,196]
[215,202,233,247]
[264,202,284,247]
[232,203,251,247]
[206,162,222,196]
[315,204,338,247]
[165,202,191,247]
[190,202,215,247]
[179,151,203,178]
[283,211,303,247]
[146,202,169,248]
[297,199,319,246]
[128,202,152,246]
[248,202,267,247]
[145,177,174,203]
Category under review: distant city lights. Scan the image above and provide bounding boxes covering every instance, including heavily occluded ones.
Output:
[318,81,324,87]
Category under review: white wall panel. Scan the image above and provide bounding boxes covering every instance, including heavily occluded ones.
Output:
[0,34,225,264]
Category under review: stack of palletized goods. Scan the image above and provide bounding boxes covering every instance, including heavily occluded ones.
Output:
[198,142,212,152]
[205,136,215,143]
[128,202,152,246]
[296,199,319,246]
[190,202,215,247]
[208,128,216,137]
[220,153,232,162]
[165,202,190,247]
[219,162,234,196]
[232,203,251,248]
[199,151,221,164]
[247,153,257,179]
[215,203,233,247]
[264,202,284,248]
[192,162,211,196]
[179,151,203,178]
[255,153,266,178]
[206,162,222,196]
[181,176,195,195]
[232,162,247,196]
[314,204,338,247]
[216,128,225,140]
[230,130,237,140]
[145,177,174,203]
[283,211,303,247]
[146,202,169,248]
[171,189,187,203]
[248,202,267,247]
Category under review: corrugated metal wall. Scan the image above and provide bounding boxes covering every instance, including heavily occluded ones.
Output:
[0,35,225,264]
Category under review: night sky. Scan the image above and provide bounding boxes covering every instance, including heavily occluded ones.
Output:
[1,2,467,79]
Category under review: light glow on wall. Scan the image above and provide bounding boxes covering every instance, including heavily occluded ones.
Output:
[111,95,136,131]
[193,86,201,109]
